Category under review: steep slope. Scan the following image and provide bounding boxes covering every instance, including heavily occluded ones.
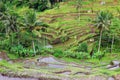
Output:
[37,0,120,50]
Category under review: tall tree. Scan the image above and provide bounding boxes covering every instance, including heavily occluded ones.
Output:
[93,11,113,52]
[24,10,48,56]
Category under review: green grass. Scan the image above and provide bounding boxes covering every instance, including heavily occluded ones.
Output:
[7,53,19,59]
[0,60,23,73]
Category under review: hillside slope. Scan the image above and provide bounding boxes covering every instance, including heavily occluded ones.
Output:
[37,0,120,51]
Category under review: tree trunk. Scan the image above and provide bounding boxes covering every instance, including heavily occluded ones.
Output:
[32,40,36,56]
[98,28,103,52]
[111,35,114,53]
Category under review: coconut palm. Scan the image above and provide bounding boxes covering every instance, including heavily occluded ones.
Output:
[23,10,48,56]
[93,11,113,52]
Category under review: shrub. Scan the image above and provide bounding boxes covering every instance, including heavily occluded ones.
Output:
[53,49,90,59]
[29,0,48,11]
[92,51,105,59]
[10,45,35,57]
[64,51,90,59]
[37,0,48,11]
[77,42,88,52]
[75,52,90,59]
[63,50,74,58]
[53,49,64,58]
[40,48,54,55]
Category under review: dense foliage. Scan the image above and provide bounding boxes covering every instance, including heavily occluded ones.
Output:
[0,0,120,60]
[0,1,50,57]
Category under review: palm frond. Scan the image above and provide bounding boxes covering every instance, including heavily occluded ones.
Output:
[93,11,113,31]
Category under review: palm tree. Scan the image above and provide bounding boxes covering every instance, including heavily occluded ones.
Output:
[93,11,113,52]
[24,10,48,56]
[23,11,38,56]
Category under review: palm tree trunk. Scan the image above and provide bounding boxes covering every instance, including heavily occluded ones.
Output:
[111,35,114,53]
[98,28,103,52]
[32,40,36,56]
